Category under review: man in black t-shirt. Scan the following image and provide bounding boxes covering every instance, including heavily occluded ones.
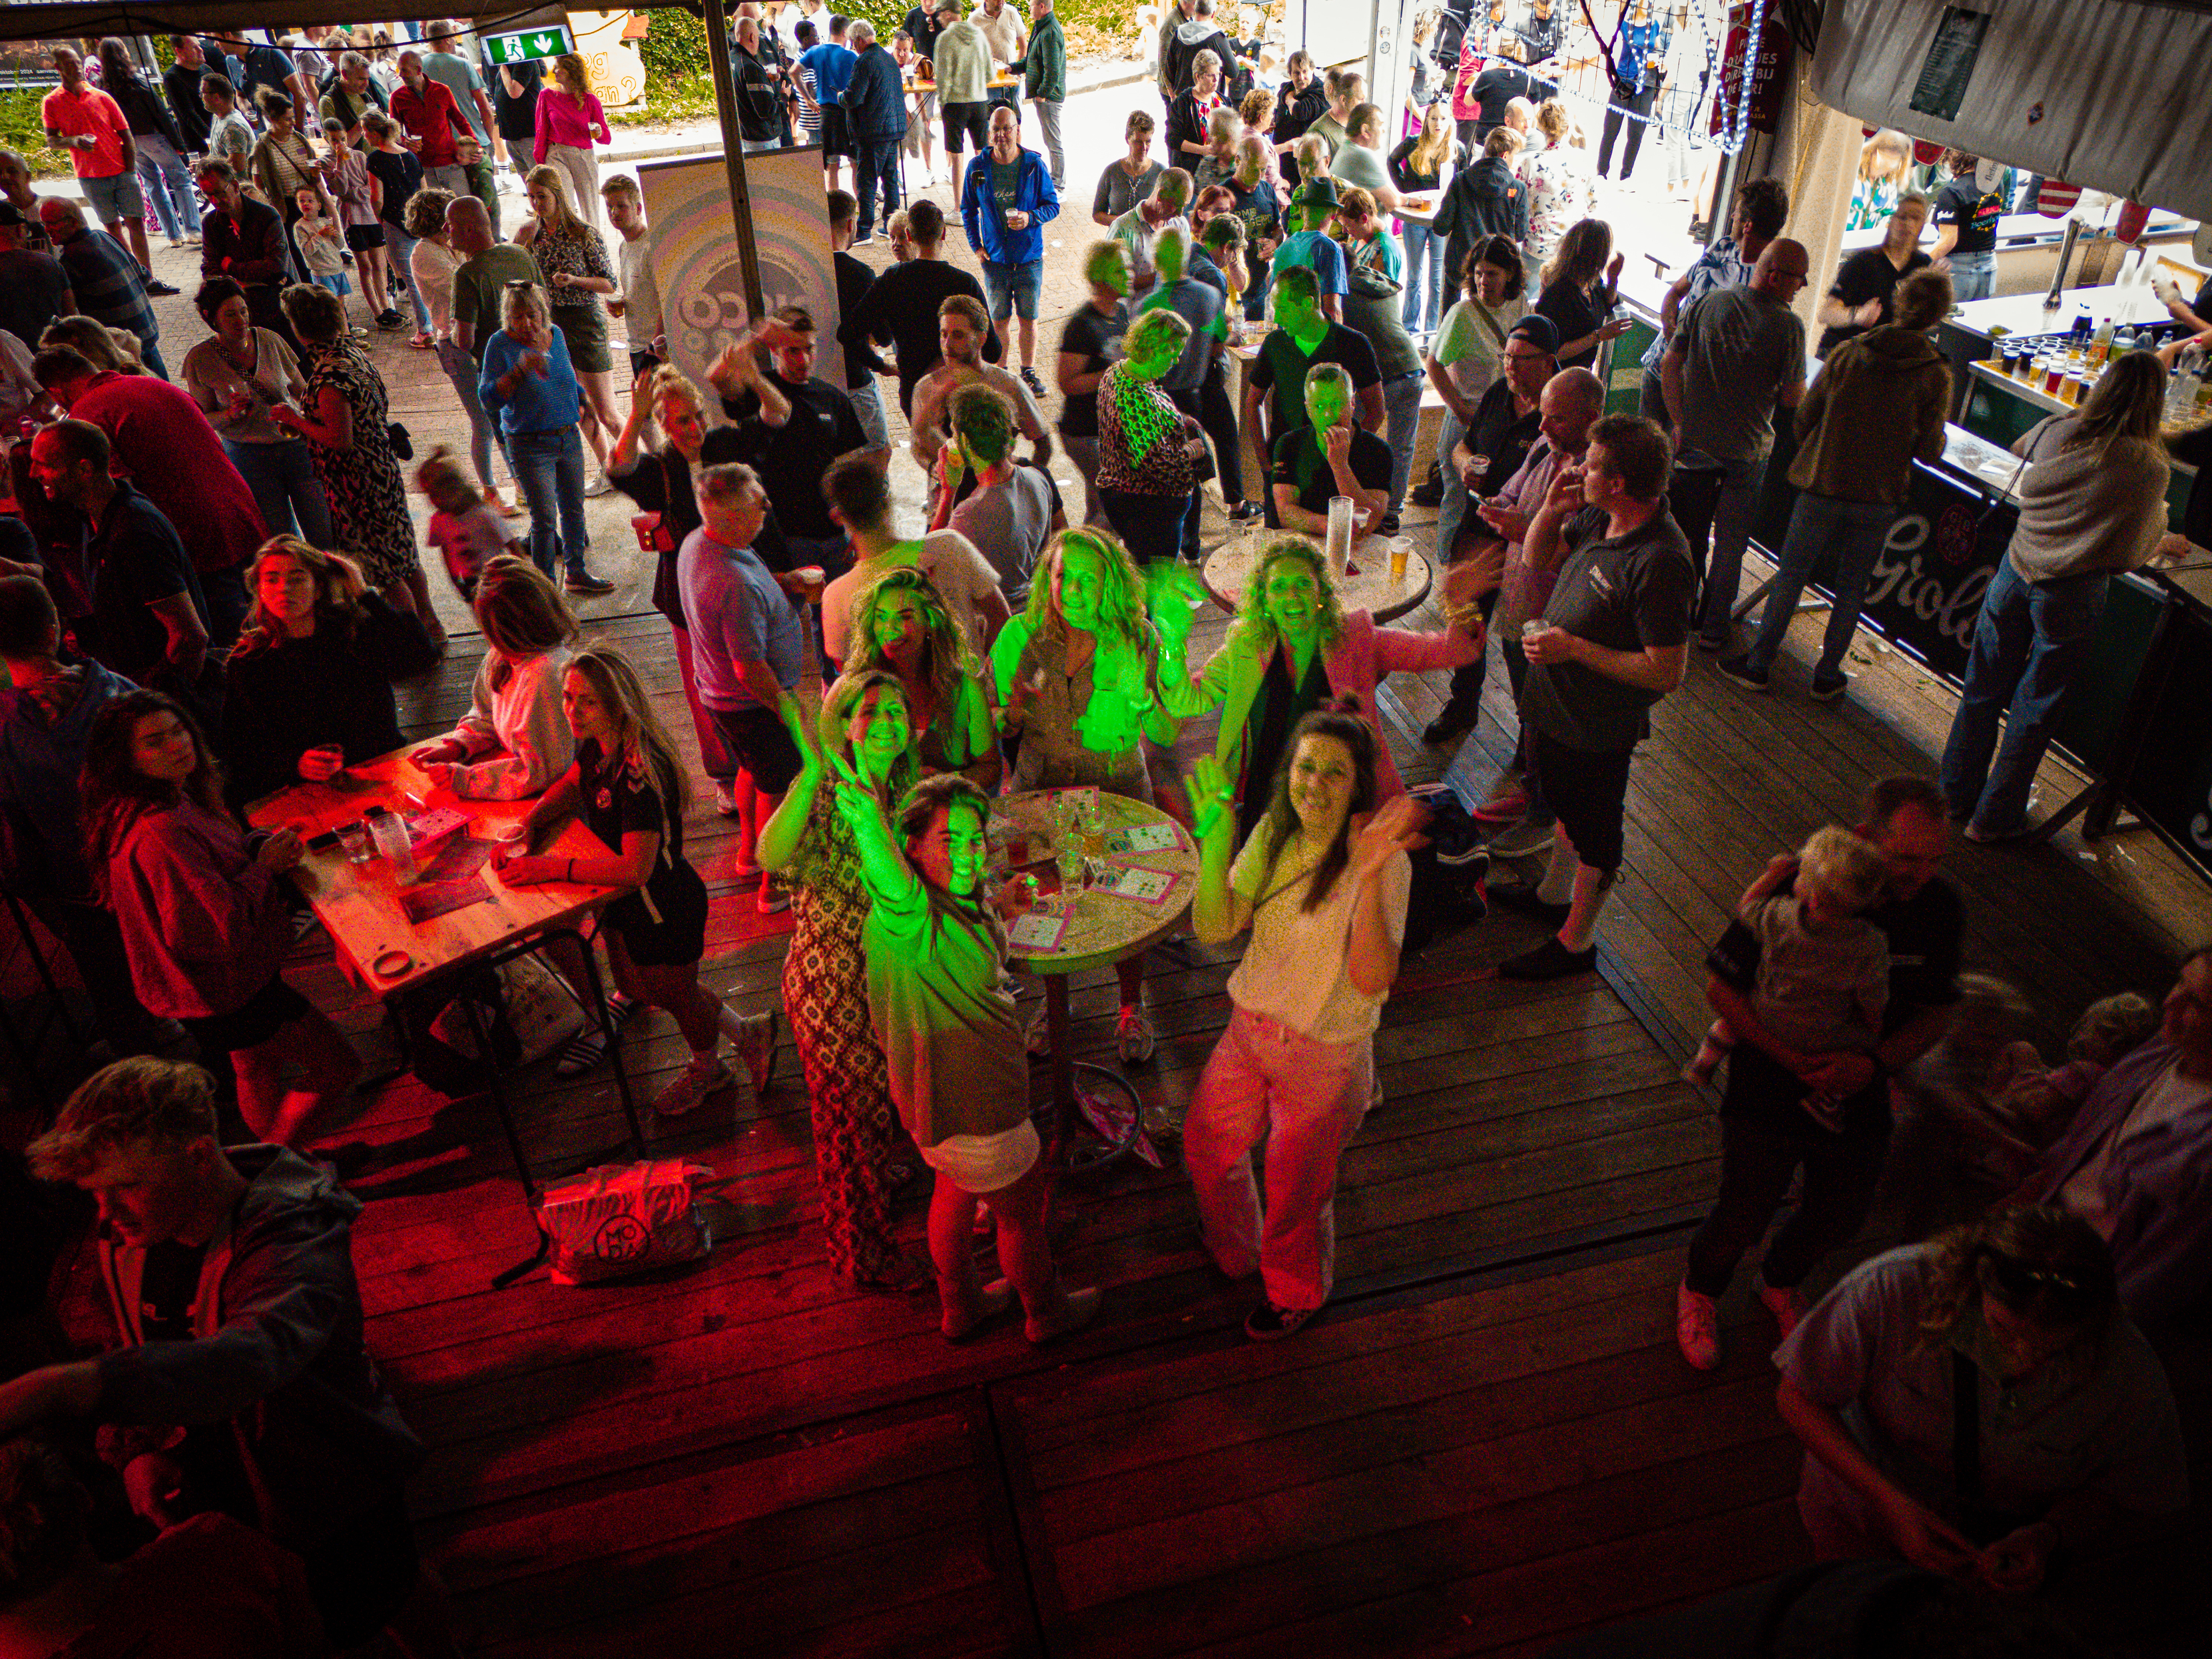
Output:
[1497,414,1692,981]
[1678,775,1964,1369]
[1241,264,1382,525]
[713,306,880,628]
[1057,240,1132,525]
[1930,149,2004,303]
[1815,193,1932,357]
[848,198,1003,415]
[1271,361,1392,537]
[488,53,541,180]
[826,190,893,449]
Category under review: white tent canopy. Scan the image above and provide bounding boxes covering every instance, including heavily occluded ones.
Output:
[1810,0,2212,221]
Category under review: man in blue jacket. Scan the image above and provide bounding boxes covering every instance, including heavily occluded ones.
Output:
[961,103,1059,396]
[840,21,906,244]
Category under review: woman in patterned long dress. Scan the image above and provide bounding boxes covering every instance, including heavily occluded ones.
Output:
[758,668,925,1288]
[989,527,1180,1063]
[515,165,622,485]
[271,282,443,648]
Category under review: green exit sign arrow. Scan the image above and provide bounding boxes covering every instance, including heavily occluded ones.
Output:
[485,24,575,65]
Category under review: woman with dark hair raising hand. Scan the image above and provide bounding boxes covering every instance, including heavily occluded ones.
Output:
[1182,701,1423,1341]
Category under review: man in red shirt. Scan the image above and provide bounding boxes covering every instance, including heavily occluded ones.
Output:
[31,344,268,648]
[390,47,475,202]
[39,45,160,287]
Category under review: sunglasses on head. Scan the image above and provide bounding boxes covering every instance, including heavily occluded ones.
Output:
[1984,1252,2087,1309]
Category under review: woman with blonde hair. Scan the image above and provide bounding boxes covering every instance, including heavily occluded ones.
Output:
[533,51,612,232]
[1522,97,1589,264]
[515,163,623,487]
[39,316,144,374]
[609,360,747,810]
[1388,100,1460,334]
[991,527,1179,1059]
[411,555,580,799]
[845,567,1002,790]
[1942,352,2173,840]
[759,668,930,1288]
[477,277,610,593]
[1846,128,1914,232]
[496,644,778,1117]
[1534,216,1628,369]
[220,535,435,802]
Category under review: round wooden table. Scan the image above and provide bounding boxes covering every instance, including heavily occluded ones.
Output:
[1201,532,1435,624]
[991,789,1199,1176]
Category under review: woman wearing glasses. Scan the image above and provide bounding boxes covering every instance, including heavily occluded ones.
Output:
[1774,1206,2186,1590]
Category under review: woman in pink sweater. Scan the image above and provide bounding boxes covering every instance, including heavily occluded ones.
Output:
[1165,535,1502,841]
[533,52,612,232]
[80,690,360,1148]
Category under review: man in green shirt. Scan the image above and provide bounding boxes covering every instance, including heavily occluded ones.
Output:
[1017,0,1067,189]
[445,195,539,363]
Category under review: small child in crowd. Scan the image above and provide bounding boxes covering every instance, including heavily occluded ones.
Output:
[417,445,525,602]
[1687,826,1891,1132]
[292,186,354,320]
[1972,991,2163,1182]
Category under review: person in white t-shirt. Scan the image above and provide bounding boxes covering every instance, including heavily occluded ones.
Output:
[1183,701,1420,1341]
[820,450,1011,670]
[600,174,665,375]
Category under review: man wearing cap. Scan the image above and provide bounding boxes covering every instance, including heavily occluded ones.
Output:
[1426,313,1558,744]
[0,202,75,351]
[1268,177,1348,325]
[1496,413,1693,980]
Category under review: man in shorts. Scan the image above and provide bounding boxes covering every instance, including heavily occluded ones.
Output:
[41,47,164,291]
[960,105,1059,397]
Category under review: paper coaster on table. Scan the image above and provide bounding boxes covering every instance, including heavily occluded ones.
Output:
[400,874,491,924]
[1007,908,1069,951]
[1105,823,1182,855]
[1089,863,1181,904]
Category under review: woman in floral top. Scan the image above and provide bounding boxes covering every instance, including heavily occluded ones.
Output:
[989,527,1181,1060]
[1521,98,1590,265]
[1095,306,1204,566]
[516,163,621,485]
[758,670,929,1288]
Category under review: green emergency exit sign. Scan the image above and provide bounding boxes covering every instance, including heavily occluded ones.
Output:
[483,23,575,65]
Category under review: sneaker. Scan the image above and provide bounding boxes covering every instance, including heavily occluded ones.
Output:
[1019,365,1047,397]
[1244,1300,1318,1341]
[732,1008,779,1096]
[144,278,180,296]
[1408,476,1445,509]
[1498,936,1597,981]
[756,878,791,915]
[555,994,644,1076]
[375,308,406,329]
[1676,1282,1721,1370]
[1490,883,1570,927]
[1117,1005,1157,1064]
[1421,696,1480,746]
[1025,1002,1051,1057]
[1809,671,1850,703]
[1434,830,1492,871]
[653,1057,734,1116]
[850,232,878,246]
[711,780,741,819]
[1487,814,1559,859]
[1228,499,1264,522]
[1717,654,1771,692]
[564,571,616,595]
[583,473,614,499]
[1694,632,1731,654]
[1468,786,1527,824]
[1758,1280,1807,1341]
[1378,511,1402,536]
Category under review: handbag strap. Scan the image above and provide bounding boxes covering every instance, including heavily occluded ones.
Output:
[1951,1349,1984,1507]
[1469,298,1510,352]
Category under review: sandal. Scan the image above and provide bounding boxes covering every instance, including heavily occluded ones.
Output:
[553,994,644,1076]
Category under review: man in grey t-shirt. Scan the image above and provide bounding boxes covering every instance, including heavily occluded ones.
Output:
[946,381,1055,605]
[1661,239,1810,650]
[1498,414,1693,983]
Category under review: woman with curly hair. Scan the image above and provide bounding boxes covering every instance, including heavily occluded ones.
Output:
[220,536,435,803]
[1184,703,1423,1339]
[758,669,928,1287]
[991,527,1180,1059]
[844,568,1002,790]
[1169,535,1497,841]
[80,690,361,1146]
[1774,1206,2187,1588]
[495,645,778,1119]
[1533,217,1628,371]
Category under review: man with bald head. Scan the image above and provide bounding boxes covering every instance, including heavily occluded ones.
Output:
[1661,236,1809,653]
[445,195,538,363]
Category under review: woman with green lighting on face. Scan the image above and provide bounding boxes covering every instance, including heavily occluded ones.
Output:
[1056,240,1133,527]
[828,768,1102,1346]
[844,567,1001,792]
[1168,535,1502,843]
[991,527,1180,1062]
[757,669,928,1289]
[1095,305,1206,566]
[1183,702,1423,1341]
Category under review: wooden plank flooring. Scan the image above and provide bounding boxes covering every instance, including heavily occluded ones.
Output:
[25,525,2212,1655]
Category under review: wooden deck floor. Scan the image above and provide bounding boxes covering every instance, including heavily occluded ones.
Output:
[23,542,2212,1656]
